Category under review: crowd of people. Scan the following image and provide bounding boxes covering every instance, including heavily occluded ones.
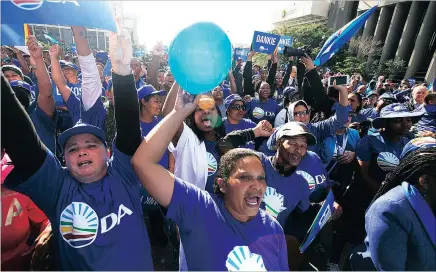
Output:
[1,23,435,272]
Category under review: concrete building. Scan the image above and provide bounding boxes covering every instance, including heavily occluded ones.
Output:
[273,1,436,83]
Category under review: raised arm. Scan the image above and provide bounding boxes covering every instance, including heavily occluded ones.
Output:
[228,70,237,95]
[12,47,30,76]
[243,51,256,97]
[27,36,55,118]
[267,54,277,90]
[49,44,71,102]
[109,29,142,156]
[132,89,199,208]
[146,43,162,90]
[72,26,102,111]
[161,81,184,145]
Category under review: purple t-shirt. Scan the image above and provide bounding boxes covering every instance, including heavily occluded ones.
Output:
[140,116,169,170]
[167,177,289,271]
[258,153,310,226]
[204,140,219,194]
[5,147,153,270]
[247,98,279,124]
[66,93,106,130]
[223,117,257,149]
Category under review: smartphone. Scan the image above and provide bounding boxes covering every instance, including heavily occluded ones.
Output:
[329,75,350,87]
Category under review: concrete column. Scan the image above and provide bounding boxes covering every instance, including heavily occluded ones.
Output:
[356,10,365,36]
[358,8,380,57]
[395,1,429,63]
[373,5,394,44]
[405,1,436,78]
[379,2,411,64]
[425,51,436,84]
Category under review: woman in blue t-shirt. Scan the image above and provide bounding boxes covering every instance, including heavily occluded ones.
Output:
[245,81,280,125]
[350,147,436,271]
[132,89,289,271]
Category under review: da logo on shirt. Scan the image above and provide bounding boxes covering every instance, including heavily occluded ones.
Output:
[377,152,399,172]
[262,187,287,218]
[296,170,316,190]
[226,246,266,271]
[60,202,98,248]
[252,107,265,119]
[207,152,218,176]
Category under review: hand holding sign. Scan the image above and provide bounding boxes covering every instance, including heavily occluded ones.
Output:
[26,36,43,60]
[48,44,61,60]
[109,19,132,76]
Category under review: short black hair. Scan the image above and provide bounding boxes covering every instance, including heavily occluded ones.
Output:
[424,93,436,104]
[213,148,261,195]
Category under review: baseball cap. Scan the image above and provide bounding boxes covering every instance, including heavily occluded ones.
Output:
[400,137,436,159]
[283,86,299,101]
[224,94,244,111]
[276,122,317,146]
[137,85,166,101]
[9,80,32,94]
[58,122,107,151]
[61,61,79,72]
[372,103,424,129]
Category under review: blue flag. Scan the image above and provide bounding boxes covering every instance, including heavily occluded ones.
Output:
[1,0,116,32]
[252,31,280,54]
[44,33,59,44]
[299,191,335,253]
[0,24,26,45]
[70,43,77,55]
[313,5,378,67]
[233,48,249,62]
[277,35,293,54]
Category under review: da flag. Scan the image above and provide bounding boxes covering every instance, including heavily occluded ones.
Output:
[251,31,280,54]
[1,24,32,45]
[277,36,293,54]
[1,0,116,32]
[299,190,335,253]
[313,5,378,67]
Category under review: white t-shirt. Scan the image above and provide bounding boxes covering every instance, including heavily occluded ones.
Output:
[168,123,208,190]
[274,108,288,128]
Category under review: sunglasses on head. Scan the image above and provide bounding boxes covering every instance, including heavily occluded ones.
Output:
[230,104,247,111]
[294,110,309,117]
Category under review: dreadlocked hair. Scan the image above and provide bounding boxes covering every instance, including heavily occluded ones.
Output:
[370,147,436,207]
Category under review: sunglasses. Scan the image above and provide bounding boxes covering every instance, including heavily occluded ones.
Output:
[294,110,309,117]
[230,104,247,111]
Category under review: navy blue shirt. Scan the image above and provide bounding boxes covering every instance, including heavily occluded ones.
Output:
[30,107,57,154]
[223,118,256,149]
[246,98,279,124]
[140,116,169,170]
[66,93,106,130]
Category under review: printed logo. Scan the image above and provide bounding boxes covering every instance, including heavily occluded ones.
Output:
[377,152,399,172]
[262,186,286,218]
[259,46,265,52]
[318,205,332,229]
[11,0,43,10]
[207,152,217,176]
[296,170,316,190]
[60,202,98,248]
[226,246,266,271]
[252,107,265,119]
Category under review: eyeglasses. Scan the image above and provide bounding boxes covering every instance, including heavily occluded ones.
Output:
[294,110,309,117]
[230,104,247,111]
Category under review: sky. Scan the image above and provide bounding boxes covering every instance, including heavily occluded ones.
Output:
[122,1,284,49]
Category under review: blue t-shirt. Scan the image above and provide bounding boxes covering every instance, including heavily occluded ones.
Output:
[357,133,410,183]
[204,140,219,194]
[140,116,169,170]
[320,128,361,166]
[258,153,310,227]
[136,78,146,89]
[223,117,256,149]
[360,108,379,121]
[67,81,82,98]
[5,147,153,270]
[167,177,289,271]
[30,106,57,154]
[246,98,279,124]
[416,105,436,133]
[275,87,285,107]
[66,93,106,130]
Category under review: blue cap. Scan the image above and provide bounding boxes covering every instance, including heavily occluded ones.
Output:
[283,86,299,101]
[137,85,166,101]
[224,94,243,111]
[378,92,397,101]
[9,80,32,94]
[58,122,107,151]
[60,61,79,72]
[372,103,424,129]
[400,137,436,159]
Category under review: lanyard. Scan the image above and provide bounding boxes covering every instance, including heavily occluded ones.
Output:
[328,131,349,174]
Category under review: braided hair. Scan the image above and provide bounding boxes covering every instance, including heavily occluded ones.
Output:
[370,147,436,207]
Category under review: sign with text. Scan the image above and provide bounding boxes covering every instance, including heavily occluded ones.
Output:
[277,35,293,54]
[251,31,280,54]
[233,48,249,62]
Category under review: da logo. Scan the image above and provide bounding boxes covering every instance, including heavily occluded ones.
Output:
[377,152,399,172]
[207,152,217,176]
[11,0,43,10]
[60,202,98,248]
[252,107,265,119]
[226,246,266,271]
[263,187,286,218]
[296,170,316,190]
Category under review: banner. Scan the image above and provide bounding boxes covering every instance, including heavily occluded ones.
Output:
[1,0,116,32]
[251,31,280,54]
[277,35,293,54]
[1,24,31,45]
[314,5,378,67]
[233,48,249,62]
[299,191,335,253]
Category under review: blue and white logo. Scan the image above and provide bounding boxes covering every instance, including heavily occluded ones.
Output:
[226,246,266,271]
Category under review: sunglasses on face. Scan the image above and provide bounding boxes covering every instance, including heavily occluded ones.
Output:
[230,104,247,111]
[294,110,309,117]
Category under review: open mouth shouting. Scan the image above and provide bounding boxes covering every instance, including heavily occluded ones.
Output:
[244,194,262,208]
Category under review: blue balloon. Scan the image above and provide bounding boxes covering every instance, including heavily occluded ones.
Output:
[169,22,232,95]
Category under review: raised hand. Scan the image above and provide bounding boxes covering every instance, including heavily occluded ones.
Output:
[247,50,256,61]
[300,53,315,71]
[26,36,43,60]
[272,53,278,64]
[109,20,132,76]
[174,87,199,117]
[48,44,61,60]
[152,42,163,56]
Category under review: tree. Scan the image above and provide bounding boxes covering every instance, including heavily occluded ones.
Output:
[252,53,269,68]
